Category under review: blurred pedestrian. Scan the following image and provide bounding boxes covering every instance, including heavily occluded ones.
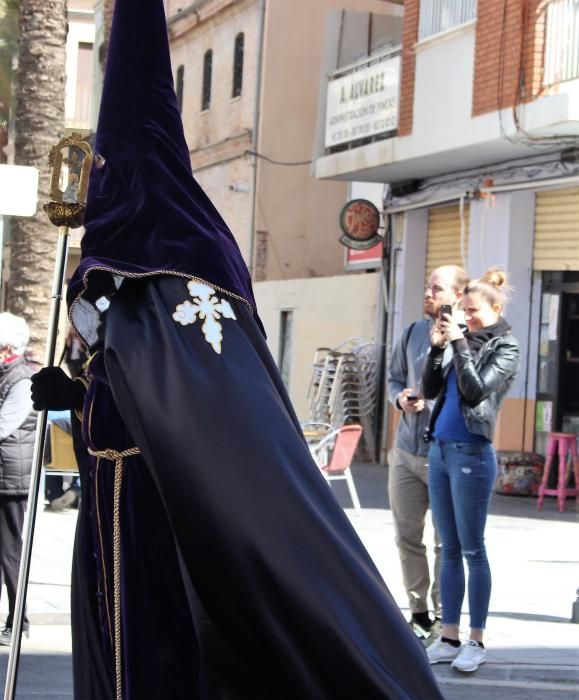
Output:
[0,312,36,645]
[422,268,520,672]
[388,264,468,642]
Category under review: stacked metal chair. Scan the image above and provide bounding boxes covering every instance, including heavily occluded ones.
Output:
[306,338,379,458]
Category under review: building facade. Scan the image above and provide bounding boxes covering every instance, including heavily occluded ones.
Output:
[66,0,96,259]
[314,0,579,459]
[166,0,402,422]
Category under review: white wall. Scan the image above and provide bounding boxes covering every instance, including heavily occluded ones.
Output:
[410,25,476,158]
[350,181,384,206]
[254,273,379,420]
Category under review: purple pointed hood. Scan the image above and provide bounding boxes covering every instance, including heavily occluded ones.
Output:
[67,0,261,339]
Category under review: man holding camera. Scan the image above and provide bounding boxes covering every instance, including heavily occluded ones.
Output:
[388,264,468,642]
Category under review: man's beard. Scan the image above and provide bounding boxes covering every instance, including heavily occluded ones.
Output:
[423,300,436,318]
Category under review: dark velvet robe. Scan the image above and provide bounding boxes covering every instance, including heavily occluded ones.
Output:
[70,275,445,700]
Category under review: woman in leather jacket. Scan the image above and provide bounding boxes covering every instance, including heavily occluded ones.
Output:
[421,268,520,673]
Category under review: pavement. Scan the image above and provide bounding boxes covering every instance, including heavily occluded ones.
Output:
[0,462,577,699]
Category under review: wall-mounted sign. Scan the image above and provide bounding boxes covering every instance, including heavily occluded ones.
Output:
[325,53,400,149]
[345,241,383,271]
[0,164,38,217]
[339,198,382,251]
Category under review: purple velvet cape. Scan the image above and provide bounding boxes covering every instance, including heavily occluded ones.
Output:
[68,275,445,699]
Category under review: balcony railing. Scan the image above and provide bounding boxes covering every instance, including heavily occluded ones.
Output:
[418,0,477,41]
[544,0,579,86]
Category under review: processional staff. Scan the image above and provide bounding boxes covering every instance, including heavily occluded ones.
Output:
[3,133,92,700]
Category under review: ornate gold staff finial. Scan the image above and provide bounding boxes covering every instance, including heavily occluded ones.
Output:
[43,132,93,228]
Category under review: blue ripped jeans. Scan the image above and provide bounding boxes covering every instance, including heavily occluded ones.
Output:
[428,439,497,630]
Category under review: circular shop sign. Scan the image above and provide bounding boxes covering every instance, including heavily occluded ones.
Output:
[339,198,382,250]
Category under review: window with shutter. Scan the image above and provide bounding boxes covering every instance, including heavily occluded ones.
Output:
[202,50,213,111]
[75,42,93,127]
[232,33,244,98]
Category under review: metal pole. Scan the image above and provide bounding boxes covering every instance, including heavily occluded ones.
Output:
[3,225,70,700]
[379,214,400,465]
[247,0,266,276]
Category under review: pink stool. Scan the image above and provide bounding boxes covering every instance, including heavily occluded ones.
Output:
[537,432,579,513]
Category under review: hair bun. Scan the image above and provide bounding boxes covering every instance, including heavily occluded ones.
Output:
[482,267,506,288]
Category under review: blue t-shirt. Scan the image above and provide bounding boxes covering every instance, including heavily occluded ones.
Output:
[434,368,488,443]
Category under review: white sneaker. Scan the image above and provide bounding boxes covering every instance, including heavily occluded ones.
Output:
[426,637,462,664]
[451,640,486,672]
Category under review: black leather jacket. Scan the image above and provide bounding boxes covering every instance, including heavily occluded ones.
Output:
[422,329,520,443]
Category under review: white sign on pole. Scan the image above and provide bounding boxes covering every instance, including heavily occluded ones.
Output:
[325,54,400,149]
[0,164,39,217]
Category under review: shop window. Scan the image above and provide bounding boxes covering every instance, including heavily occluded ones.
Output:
[201,49,212,111]
[175,64,184,113]
[418,0,477,41]
[232,32,244,98]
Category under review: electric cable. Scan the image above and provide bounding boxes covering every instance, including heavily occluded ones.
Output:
[246,150,312,166]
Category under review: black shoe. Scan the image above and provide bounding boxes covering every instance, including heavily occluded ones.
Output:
[409,619,430,641]
[0,625,30,646]
[409,613,438,645]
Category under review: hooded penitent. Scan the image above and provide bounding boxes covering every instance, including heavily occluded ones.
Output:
[67,0,260,345]
[67,1,445,699]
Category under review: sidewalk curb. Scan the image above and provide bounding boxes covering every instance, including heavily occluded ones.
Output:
[433,662,579,688]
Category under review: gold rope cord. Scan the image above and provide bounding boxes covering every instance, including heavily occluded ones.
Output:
[89,447,141,700]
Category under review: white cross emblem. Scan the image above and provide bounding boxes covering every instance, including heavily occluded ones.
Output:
[172,281,237,354]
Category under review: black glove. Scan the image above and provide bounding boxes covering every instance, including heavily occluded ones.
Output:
[31,367,86,411]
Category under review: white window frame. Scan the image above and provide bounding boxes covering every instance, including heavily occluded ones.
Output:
[418,0,477,42]
[543,0,579,86]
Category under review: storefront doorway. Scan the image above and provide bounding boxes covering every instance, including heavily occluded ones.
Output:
[536,272,579,457]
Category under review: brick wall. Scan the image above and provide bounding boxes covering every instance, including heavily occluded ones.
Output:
[398,0,419,136]
[472,0,546,118]
[522,0,548,98]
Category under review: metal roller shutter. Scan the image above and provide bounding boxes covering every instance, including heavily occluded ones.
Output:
[425,203,469,278]
[534,187,579,270]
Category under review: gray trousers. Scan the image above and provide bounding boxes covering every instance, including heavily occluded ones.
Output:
[388,447,442,616]
[0,496,29,630]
